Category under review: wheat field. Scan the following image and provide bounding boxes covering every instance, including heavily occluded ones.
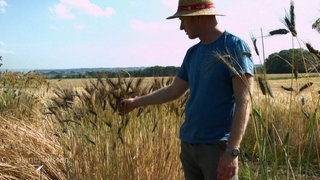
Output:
[0,73,319,179]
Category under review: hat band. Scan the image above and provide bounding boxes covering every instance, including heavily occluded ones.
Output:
[178,3,214,11]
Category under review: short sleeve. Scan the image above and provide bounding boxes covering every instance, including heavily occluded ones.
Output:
[227,39,254,77]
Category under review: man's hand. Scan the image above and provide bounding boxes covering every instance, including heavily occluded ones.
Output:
[118,98,137,115]
[217,152,238,180]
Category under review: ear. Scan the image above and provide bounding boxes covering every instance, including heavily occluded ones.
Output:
[196,16,205,24]
[199,15,216,25]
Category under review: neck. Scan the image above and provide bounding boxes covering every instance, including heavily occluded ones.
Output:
[198,16,224,44]
[200,27,224,44]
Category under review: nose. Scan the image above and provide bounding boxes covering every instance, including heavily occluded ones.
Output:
[180,22,184,30]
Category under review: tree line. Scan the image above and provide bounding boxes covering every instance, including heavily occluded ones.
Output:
[79,48,320,78]
[263,48,320,74]
[3,47,320,79]
[70,66,180,79]
[38,48,320,79]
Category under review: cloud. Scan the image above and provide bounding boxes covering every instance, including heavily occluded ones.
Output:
[49,24,60,30]
[0,41,5,47]
[0,0,7,14]
[0,49,14,55]
[74,24,85,30]
[0,41,14,55]
[49,0,115,19]
[49,3,75,19]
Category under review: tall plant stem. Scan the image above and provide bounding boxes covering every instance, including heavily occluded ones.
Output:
[260,28,270,178]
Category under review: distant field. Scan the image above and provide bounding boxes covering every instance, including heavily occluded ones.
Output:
[48,77,171,89]
[48,74,320,93]
[49,78,91,88]
[255,73,320,95]
[257,73,320,80]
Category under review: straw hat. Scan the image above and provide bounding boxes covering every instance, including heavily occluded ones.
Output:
[167,0,224,19]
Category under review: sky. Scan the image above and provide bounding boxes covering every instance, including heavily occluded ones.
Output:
[0,0,319,70]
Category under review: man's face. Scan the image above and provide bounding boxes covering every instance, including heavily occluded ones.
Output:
[179,16,199,39]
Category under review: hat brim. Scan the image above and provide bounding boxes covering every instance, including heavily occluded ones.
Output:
[166,9,225,19]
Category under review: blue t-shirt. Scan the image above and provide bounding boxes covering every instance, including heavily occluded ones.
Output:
[177,31,254,143]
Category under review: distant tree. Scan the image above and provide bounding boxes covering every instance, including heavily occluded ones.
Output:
[142,66,179,77]
[254,65,264,74]
[265,48,316,74]
[54,74,63,79]
[48,66,180,79]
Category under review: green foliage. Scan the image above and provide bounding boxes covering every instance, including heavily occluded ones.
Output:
[135,66,179,77]
[265,48,316,74]
[84,66,180,78]
[41,66,179,79]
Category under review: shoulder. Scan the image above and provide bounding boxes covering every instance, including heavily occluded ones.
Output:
[186,42,201,54]
[224,31,243,42]
[224,31,250,50]
[225,32,251,52]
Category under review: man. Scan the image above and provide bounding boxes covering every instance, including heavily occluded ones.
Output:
[120,0,254,179]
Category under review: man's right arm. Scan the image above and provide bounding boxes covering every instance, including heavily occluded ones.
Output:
[119,76,189,114]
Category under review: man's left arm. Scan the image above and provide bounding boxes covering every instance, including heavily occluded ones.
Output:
[217,73,253,180]
[228,73,253,149]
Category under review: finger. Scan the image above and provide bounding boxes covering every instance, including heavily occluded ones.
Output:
[217,168,235,180]
[224,169,235,180]
[216,165,224,179]
[230,168,236,177]
[118,102,127,115]
[217,170,227,180]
